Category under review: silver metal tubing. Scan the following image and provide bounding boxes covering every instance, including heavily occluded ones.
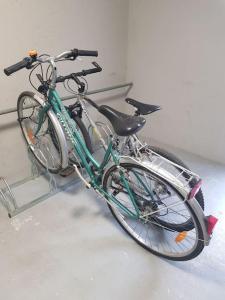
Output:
[0,82,133,116]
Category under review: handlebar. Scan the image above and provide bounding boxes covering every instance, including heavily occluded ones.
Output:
[56,62,102,83]
[3,48,99,76]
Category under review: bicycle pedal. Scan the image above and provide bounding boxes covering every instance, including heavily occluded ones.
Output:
[59,166,75,177]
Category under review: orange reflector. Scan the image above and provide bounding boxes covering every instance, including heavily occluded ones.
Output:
[28,49,37,57]
[175,231,187,243]
[27,128,35,144]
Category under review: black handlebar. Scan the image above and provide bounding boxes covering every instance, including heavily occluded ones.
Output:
[80,61,102,75]
[4,48,98,76]
[56,62,102,83]
[4,57,34,76]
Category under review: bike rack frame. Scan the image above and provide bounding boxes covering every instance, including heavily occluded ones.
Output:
[0,147,80,218]
[0,82,133,217]
[0,82,133,116]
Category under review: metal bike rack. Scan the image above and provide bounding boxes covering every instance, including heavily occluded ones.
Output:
[0,147,79,218]
[0,82,133,116]
[0,82,133,217]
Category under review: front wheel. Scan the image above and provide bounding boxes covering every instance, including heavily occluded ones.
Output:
[103,163,204,261]
[17,91,63,173]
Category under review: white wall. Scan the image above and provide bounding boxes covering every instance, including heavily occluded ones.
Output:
[0,0,129,182]
[127,0,225,164]
[2,0,224,184]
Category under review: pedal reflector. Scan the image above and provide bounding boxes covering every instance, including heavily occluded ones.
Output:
[175,231,187,243]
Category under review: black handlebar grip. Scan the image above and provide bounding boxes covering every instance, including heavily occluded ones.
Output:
[71,49,98,57]
[4,57,32,76]
[78,49,98,57]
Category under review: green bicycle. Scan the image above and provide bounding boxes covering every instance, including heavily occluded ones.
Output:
[4,48,217,260]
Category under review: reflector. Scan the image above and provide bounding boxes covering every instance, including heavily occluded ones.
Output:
[207,215,218,235]
[175,231,187,243]
[27,128,35,144]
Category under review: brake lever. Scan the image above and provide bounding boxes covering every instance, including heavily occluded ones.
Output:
[91,61,102,72]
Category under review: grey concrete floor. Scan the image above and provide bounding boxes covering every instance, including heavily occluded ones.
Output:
[0,146,225,300]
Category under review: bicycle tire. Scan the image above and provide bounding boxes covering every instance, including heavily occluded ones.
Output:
[103,163,205,261]
[17,91,63,173]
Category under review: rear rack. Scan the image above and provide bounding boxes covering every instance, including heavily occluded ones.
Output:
[137,145,202,199]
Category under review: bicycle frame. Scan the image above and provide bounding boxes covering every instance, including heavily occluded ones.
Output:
[36,88,141,218]
[69,96,213,245]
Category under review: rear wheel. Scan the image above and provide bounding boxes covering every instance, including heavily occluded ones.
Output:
[103,163,204,260]
[17,91,63,173]
[138,146,204,231]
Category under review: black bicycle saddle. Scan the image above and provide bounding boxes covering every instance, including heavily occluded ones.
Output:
[125,98,161,115]
[98,105,146,136]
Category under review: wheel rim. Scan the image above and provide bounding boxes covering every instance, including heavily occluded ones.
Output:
[105,164,202,259]
[18,95,62,172]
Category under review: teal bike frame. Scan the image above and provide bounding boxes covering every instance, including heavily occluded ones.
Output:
[39,88,142,218]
